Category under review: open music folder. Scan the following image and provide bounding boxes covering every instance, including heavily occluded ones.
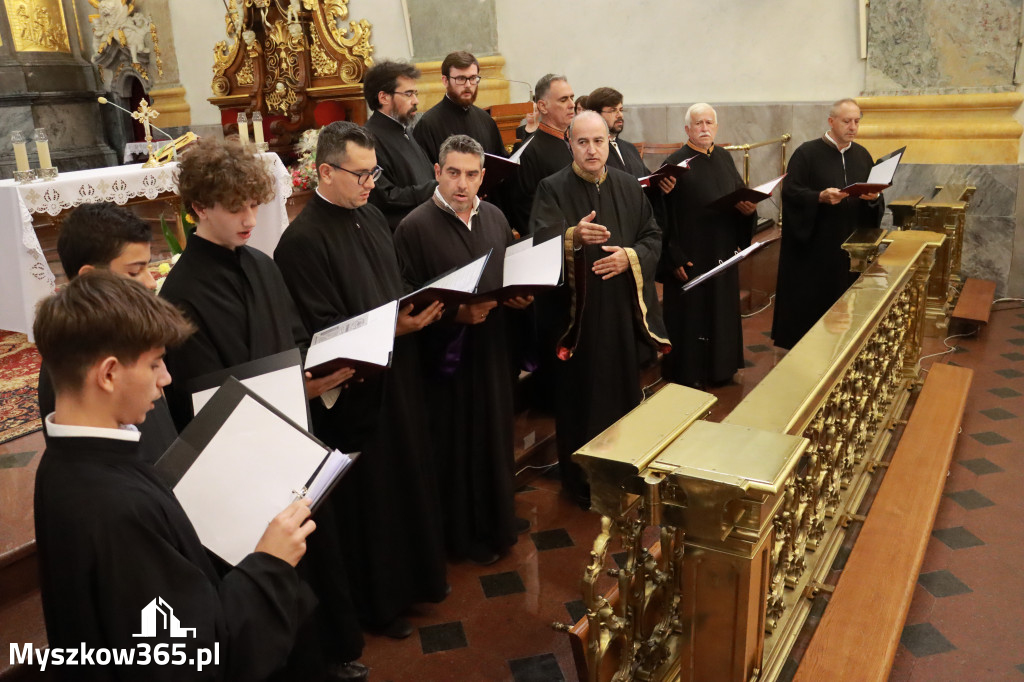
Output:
[682,236,781,292]
[639,154,697,190]
[400,251,492,311]
[476,234,563,301]
[156,377,357,566]
[304,300,398,378]
[707,173,787,211]
[188,348,310,430]
[842,146,906,197]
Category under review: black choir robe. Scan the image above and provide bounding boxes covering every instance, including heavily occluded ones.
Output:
[528,165,669,503]
[607,137,648,178]
[771,137,884,349]
[158,233,364,666]
[394,197,517,560]
[412,94,506,164]
[37,362,177,464]
[509,125,573,235]
[274,194,448,627]
[34,433,313,681]
[366,111,438,231]
[658,144,755,387]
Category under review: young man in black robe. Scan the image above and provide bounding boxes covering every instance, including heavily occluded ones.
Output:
[274,121,449,639]
[412,51,506,164]
[394,134,534,566]
[659,103,756,388]
[586,87,649,179]
[528,111,670,508]
[158,140,367,681]
[37,202,176,464]
[33,272,316,681]
[363,59,437,231]
[772,98,884,349]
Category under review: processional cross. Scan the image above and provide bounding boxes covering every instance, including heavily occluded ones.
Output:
[134,98,162,168]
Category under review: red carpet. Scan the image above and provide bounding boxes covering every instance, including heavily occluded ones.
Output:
[0,331,41,445]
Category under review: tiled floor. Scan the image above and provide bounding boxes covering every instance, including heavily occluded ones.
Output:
[2,302,1023,681]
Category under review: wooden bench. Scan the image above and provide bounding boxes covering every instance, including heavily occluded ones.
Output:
[793,362,973,682]
[951,278,996,327]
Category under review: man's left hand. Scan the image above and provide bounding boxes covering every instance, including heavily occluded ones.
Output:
[593,246,629,280]
[504,295,534,310]
[735,200,757,216]
[858,192,880,201]
[658,176,677,194]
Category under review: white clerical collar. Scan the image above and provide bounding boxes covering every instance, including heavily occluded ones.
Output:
[316,187,345,207]
[824,130,852,153]
[432,187,480,230]
[44,412,141,441]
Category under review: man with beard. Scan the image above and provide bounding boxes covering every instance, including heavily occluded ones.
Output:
[364,59,438,231]
[658,103,756,389]
[528,111,669,508]
[585,87,648,178]
[413,50,505,164]
[771,98,884,350]
[275,121,449,640]
[394,134,533,565]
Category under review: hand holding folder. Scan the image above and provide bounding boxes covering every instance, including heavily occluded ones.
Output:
[842,146,905,197]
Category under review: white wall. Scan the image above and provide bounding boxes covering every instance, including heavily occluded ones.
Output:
[493,0,867,104]
[168,0,413,126]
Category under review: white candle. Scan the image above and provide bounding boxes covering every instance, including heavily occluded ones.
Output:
[11,132,29,172]
[237,112,250,146]
[34,129,52,169]
[252,111,265,145]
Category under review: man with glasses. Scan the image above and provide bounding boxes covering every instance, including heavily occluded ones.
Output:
[275,121,449,641]
[413,50,506,164]
[364,59,438,231]
[585,87,650,179]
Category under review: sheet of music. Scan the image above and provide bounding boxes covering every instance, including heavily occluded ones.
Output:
[191,364,307,429]
[428,253,489,292]
[502,234,562,287]
[305,300,397,371]
[866,151,903,185]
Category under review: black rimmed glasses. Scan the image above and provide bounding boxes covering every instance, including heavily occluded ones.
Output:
[391,89,419,98]
[326,163,383,185]
[449,75,482,85]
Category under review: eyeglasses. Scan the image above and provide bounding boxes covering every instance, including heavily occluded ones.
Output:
[391,89,419,98]
[448,75,482,85]
[601,106,626,115]
[326,163,383,185]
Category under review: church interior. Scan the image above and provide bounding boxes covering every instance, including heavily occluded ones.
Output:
[2,0,1024,680]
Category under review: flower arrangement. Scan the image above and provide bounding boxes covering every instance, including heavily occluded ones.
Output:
[290,128,320,191]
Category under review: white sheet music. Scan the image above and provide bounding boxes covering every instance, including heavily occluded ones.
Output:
[305,300,397,371]
[427,253,489,293]
[504,235,534,257]
[508,135,533,163]
[752,174,785,195]
[173,395,329,565]
[305,449,353,504]
[502,235,562,287]
[191,365,307,428]
[866,151,903,185]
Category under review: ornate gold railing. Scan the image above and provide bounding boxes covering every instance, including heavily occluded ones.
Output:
[720,134,792,186]
[567,229,946,682]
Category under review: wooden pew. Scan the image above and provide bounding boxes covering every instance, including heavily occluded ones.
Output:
[793,363,973,682]
[952,278,996,327]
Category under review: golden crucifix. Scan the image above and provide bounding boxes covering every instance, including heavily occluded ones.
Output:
[134,98,162,167]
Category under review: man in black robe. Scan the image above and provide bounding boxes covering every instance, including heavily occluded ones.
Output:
[37,202,176,464]
[412,50,505,164]
[363,59,437,231]
[394,134,533,566]
[772,98,884,349]
[507,73,575,235]
[33,272,315,682]
[659,103,756,388]
[274,121,449,639]
[528,111,670,508]
[158,140,366,680]
[585,87,649,178]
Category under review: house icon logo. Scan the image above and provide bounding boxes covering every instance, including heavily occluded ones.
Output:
[132,597,197,638]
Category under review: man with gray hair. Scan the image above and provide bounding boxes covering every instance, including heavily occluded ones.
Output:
[771,98,884,349]
[275,120,449,640]
[394,134,534,565]
[528,111,669,508]
[658,102,756,389]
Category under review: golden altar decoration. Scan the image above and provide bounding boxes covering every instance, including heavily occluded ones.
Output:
[566,229,946,682]
[4,0,71,53]
[208,0,374,150]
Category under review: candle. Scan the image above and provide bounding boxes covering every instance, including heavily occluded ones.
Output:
[11,131,29,172]
[34,128,52,169]
[237,112,249,146]
[252,111,265,145]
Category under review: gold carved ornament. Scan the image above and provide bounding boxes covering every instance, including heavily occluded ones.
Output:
[306,0,373,82]
[212,0,243,96]
[5,0,71,53]
[262,18,306,115]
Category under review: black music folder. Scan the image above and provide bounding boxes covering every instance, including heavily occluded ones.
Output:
[304,300,397,378]
[156,377,357,565]
[473,234,563,301]
[639,154,697,190]
[842,146,906,197]
[682,237,780,292]
[399,251,492,311]
[707,174,786,211]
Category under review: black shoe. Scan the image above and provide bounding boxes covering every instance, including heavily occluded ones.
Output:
[372,617,414,640]
[330,661,369,682]
[467,547,501,566]
[514,516,531,534]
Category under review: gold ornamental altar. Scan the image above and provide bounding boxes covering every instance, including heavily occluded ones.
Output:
[566,229,946,681]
